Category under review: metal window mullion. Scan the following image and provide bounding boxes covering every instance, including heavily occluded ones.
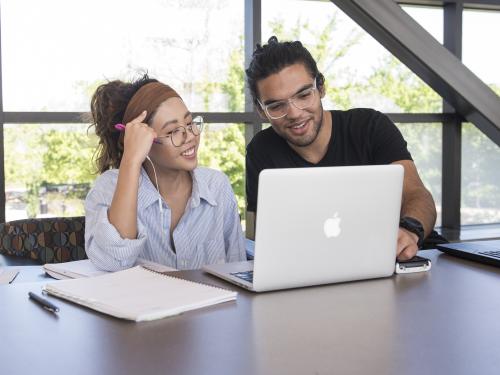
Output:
[441,1,463,233]
[0,3,5,223]
[244,0,263,146]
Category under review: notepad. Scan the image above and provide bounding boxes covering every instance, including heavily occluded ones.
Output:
[0,268,19,284]
[43,266,237,322]
[43,259,177,280]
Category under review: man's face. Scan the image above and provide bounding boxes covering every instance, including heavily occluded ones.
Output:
[256,63,324,147]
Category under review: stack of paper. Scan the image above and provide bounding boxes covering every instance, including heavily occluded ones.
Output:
[43,266,237,321]
[43,259,176,280]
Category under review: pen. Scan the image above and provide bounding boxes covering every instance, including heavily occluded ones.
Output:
[114,123,162,144]
[28,291,60,313]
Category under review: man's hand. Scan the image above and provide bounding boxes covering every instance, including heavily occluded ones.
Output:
[397,228,419,261]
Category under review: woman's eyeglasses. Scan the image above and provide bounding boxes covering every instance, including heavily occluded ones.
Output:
[154,116,204,147]
[114,116,204,148]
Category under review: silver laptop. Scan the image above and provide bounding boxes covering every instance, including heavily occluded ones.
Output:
[203,165,403,292]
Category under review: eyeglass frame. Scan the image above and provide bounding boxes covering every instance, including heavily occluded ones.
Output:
[154,115,204,147]
[257,78,319,120]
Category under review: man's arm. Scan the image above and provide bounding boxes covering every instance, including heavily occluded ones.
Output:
[393,160,437,260]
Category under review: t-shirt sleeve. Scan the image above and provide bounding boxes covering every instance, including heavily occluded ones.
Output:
[246,140,265,212]
[369,111,412,164]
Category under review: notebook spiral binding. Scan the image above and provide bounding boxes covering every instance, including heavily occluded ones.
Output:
[139,265,237,294]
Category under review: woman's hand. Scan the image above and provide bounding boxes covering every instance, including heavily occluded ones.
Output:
[121,110,157,167]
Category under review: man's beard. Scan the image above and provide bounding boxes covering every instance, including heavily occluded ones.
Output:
[284,109,324,148]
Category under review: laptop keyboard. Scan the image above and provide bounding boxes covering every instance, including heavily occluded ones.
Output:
[230,271,253,283]
[478,251,500,259]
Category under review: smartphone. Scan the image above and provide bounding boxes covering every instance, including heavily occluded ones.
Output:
[395,255,431,274]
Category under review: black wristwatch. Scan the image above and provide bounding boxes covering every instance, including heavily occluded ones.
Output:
[399,216,425,248]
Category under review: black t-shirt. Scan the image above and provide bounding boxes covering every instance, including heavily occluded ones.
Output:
[246,108,412,212]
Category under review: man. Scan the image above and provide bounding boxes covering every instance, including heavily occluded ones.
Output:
[245,36,437,260]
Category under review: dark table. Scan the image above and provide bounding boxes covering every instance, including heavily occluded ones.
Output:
[1,250,500,375]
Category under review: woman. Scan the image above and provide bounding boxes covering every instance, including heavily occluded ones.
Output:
[85,74,246,271]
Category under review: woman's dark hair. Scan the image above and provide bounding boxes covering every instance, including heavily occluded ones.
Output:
[245,36,325,107]
[89,74,158,174]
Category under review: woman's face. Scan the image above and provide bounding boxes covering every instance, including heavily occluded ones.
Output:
[148,97,201,172]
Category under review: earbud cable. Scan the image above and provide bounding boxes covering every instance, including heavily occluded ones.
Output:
[145,156,165,243]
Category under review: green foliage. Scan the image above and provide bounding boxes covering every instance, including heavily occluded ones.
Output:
[461,123,500,212]
[198,124,246,213]
[5,11,499,223]
[198,80,218,112]
[270,14,364,110]
[4,124,96,217]
[490,84,500,96]
[41,129,96,184]
[26,182,40,218]
[220,41,245,112]
[195,37,246,214]
[365,55,500,222]
[366,55,441,113]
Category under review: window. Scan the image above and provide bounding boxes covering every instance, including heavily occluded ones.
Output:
[262,1,442,113]
[462,9,500,224]
[396,123,443,227]
[2,0,245,221]
[1,0,244,112]
[461,123,500,225]
[4,123,96,220]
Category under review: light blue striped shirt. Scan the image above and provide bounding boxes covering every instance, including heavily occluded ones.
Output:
[85,167,246,271]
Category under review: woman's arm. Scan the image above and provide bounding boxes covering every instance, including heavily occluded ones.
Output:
[108,110,156,239]
[84,174,148,271]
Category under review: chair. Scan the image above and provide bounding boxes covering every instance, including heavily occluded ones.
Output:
[0,216,86,265]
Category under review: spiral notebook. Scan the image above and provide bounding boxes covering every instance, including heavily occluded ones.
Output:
[43,266,237,322]
[43,259,176,280]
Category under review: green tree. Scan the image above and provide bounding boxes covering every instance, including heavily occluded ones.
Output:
[270,14,364,109]
[4,124,97,218]
[197,39,246,214]
[366,56,500,223]
[41,129,96,184]
[366,56,441,113]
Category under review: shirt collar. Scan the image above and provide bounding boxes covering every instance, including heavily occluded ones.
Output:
[190,168,218,208]
[137,167,218,210]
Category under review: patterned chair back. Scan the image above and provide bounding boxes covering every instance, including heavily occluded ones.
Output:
[0,216,86,264]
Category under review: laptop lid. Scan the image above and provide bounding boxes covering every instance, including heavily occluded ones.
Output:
[251,165,404,292]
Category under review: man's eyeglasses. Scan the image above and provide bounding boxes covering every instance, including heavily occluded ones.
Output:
[154,116,204,147]
[258,79,318,120]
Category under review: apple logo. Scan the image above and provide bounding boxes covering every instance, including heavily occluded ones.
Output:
[323,212,341,238]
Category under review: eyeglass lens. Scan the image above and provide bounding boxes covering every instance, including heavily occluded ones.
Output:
[170,117,204,147]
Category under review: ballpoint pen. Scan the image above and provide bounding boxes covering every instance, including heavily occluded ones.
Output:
[28,291,60,313]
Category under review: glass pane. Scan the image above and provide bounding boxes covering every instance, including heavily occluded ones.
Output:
[1,0,243,112]
[261,1,442,113]
[463,10,500,91]
[4,124,97,220]
[198,123,245,226]
[396,123,443,227]
[461,123,500,225]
